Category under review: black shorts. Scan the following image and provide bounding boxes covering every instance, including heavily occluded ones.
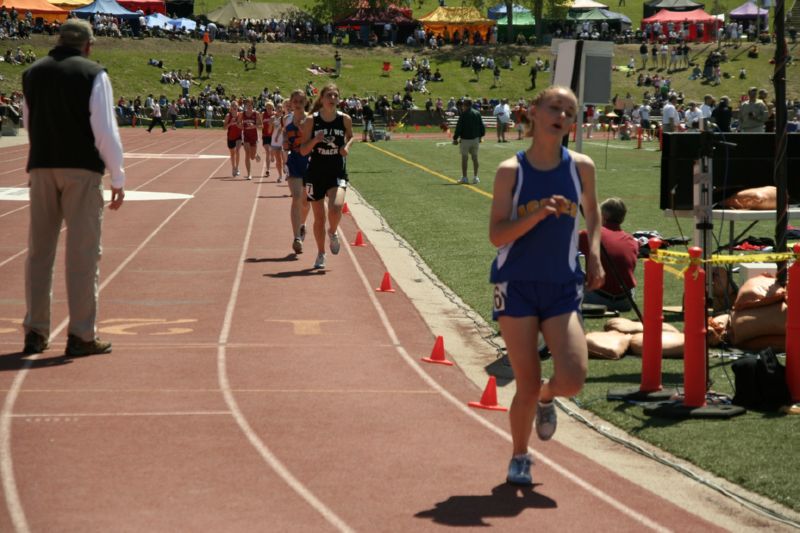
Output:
[262,135,272,146]
[227,139,241,149]
[304,174,348,202]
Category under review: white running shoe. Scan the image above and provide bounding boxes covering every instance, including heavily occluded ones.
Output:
[245,175,252,181]
[292,238,303,254]
[313,252,326,269]
[472,176,480,184]
[535,401,557,441]
[329,231,340,255]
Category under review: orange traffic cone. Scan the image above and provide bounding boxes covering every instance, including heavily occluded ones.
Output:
[468,376,507,411]
[421,336,453,366]
[342,202,351,215]
[375,272,395,293]
[351,231,367,247]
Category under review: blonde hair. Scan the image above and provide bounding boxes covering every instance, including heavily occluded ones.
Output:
[290,89,309,112]
[525,85,578,138]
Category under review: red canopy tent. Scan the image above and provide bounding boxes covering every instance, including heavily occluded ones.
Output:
[116,0,164,14]
[641,8,721,42]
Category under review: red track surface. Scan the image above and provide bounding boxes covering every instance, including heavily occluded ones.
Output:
[0,130,731,531]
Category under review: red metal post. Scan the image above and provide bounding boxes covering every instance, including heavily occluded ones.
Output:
[786,243,800,402]
[641,238,664,392]
[683,247,707,407]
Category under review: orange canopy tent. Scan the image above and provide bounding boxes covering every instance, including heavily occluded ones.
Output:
[48,0,92,9]
[1,0,68,21]
[419,6,495,43]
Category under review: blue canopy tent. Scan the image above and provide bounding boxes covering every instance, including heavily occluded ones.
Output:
[168,16,196,31]
[71,0,138,18]
[487,3,531,20]
[145,11,171,27]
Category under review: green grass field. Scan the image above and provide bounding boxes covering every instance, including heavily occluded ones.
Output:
[349,135,799,514]
[1,35,797,110]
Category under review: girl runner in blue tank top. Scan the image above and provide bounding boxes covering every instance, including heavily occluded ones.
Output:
[299,83,354,270]
[284,89,311,255]
[488,86,605,486]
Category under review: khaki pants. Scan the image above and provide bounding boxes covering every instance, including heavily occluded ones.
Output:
[24,168,104,342]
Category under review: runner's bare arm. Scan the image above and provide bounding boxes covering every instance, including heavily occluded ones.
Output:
[573,152,605,290]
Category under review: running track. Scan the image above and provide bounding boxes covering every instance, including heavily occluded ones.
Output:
[0,129,782,531]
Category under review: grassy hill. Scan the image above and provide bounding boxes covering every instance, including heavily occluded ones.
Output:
[1,34,797,108]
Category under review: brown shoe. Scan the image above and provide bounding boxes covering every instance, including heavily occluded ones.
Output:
[66,335,112,357]
[23,331,49,355]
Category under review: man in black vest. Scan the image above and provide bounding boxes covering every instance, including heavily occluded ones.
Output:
[21,19,126,357]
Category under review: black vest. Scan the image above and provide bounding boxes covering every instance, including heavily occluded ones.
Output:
[22,46,106,174]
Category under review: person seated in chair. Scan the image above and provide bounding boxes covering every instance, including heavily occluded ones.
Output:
[578,198,639,312]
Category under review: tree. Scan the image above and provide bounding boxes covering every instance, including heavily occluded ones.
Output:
[307,0,423,24]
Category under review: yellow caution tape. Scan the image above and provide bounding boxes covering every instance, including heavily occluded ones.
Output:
[651,249,797,266]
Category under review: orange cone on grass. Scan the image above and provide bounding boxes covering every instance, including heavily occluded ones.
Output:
[351,231,367,247]
[468,376,507,411]
[376,272,395,293]
[422,336,453,366]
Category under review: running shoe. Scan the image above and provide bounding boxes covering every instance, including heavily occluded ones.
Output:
[245,174,252,181]
[458,176,468,184]
[472,176,480,184]
[292,238,303,254]
[506,454,533,486]
[329,231,340,255]
[313,252,326,269]
[299,224,306,242]
[277,176,283,183]
[535,401,557,441]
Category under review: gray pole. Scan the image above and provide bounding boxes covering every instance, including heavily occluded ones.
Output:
[774,0,788,285]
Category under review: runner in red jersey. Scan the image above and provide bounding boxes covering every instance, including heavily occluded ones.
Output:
[223,100,242,178]
[240,98,262,180]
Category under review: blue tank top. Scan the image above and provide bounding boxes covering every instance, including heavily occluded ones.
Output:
[490,147,584,284]
[284,114,309,177]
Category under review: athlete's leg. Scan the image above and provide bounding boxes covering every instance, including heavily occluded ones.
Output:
[539,312,588,402]
[288,178,308,238]
[326,185,345,234]
[499,315,543,456]
[310,199,326,254]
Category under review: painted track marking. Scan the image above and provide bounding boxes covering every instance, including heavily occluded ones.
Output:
[0,150,226,532]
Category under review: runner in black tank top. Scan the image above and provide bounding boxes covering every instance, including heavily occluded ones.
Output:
[299,83,354,269]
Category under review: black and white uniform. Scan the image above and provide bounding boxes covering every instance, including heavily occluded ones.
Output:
[304,111,348,201]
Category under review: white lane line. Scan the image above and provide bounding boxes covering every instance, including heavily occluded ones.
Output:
[341,238,674,533]
[124,153,227,159]
[0,157,228,533]
[12,411,232,418]
[215,178,355,533]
